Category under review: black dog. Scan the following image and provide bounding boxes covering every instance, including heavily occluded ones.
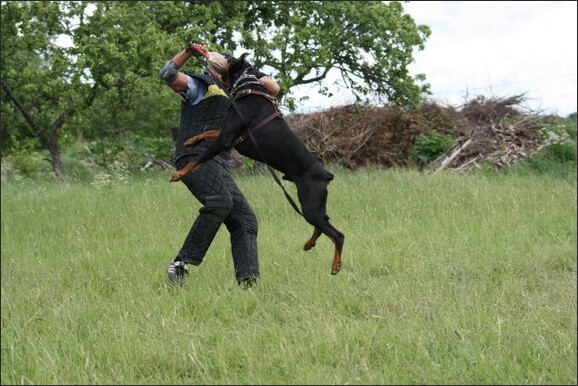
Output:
[170,53,344,275]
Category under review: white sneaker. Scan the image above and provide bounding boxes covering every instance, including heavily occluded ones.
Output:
[166,259,189,285]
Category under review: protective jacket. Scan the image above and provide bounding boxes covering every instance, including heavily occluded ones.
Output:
[173,73,231,165]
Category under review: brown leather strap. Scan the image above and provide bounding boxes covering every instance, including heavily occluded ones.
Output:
[250,110,282,133]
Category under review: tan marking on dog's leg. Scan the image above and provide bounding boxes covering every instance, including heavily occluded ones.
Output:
[331,249,342,275]
[303,227,321,251]
[170,162,199,182]
[184,135,202,147]
[202,129,221,140]
[328,236,342,275]
[184,129,221,147]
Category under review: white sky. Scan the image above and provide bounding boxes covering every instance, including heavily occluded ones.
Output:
[291,1,577,117]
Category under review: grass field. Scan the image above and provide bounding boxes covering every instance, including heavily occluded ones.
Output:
[1,168,576,384]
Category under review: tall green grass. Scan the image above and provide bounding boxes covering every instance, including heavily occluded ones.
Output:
[2,168,576,384]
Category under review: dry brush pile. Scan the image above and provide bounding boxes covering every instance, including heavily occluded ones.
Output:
[275,94,560,173]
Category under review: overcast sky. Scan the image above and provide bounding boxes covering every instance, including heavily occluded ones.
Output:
[292,1,577,117]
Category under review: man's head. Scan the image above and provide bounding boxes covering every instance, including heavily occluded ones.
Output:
[207,52,229,81]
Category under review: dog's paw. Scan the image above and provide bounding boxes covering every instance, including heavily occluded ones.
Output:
[170,172,183,182]
[303,241,316,251]
[331,261,342,275]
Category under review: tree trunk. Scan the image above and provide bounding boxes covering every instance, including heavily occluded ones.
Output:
[1,80,72,182]
[48,138,65,182]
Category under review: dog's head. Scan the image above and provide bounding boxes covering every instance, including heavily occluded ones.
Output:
[227,53,251,83]
[227,53,263,94]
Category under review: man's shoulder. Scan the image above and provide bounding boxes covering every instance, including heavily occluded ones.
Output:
[186,72,213,84]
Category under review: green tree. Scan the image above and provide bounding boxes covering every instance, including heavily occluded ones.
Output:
[1,1,99,181]
[69,1,184,164]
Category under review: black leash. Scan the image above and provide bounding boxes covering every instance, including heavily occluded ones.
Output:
[228,97,303,217]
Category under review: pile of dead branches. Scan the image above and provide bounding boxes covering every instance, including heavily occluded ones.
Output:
[282,94,555,172]
[429,95,549,173]
[285,104,421,169]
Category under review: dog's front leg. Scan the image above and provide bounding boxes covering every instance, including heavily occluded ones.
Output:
[170,161,201,182]
[184,129,221,147]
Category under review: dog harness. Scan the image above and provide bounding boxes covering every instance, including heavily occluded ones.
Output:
[230,88,283,148]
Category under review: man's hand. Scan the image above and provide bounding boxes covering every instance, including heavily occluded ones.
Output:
[184,41,209,59]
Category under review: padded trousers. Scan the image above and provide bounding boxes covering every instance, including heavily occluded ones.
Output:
[175,155,259,283]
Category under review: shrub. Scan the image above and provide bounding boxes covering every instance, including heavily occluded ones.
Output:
[2,151,52,180]
[409,132,455,169]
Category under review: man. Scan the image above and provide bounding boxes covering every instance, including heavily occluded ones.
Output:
[159,41,279,287]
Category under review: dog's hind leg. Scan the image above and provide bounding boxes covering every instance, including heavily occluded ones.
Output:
[320,222,344,275]
[331,232,344,274]
[303,227,321,250]
[307,221,344,274]
[297,179,344,274]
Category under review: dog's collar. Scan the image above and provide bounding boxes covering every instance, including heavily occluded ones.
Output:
[231,67,262,95]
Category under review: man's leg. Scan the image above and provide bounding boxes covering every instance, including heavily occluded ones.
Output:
[222,172,260,285]
[170,158,233,272]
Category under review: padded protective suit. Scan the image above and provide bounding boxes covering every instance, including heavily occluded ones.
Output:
[173,74,259,283]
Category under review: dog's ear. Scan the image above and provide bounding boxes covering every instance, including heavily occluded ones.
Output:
[229,52,250,67]
[239,52,250,62]
[228,53,251,82]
